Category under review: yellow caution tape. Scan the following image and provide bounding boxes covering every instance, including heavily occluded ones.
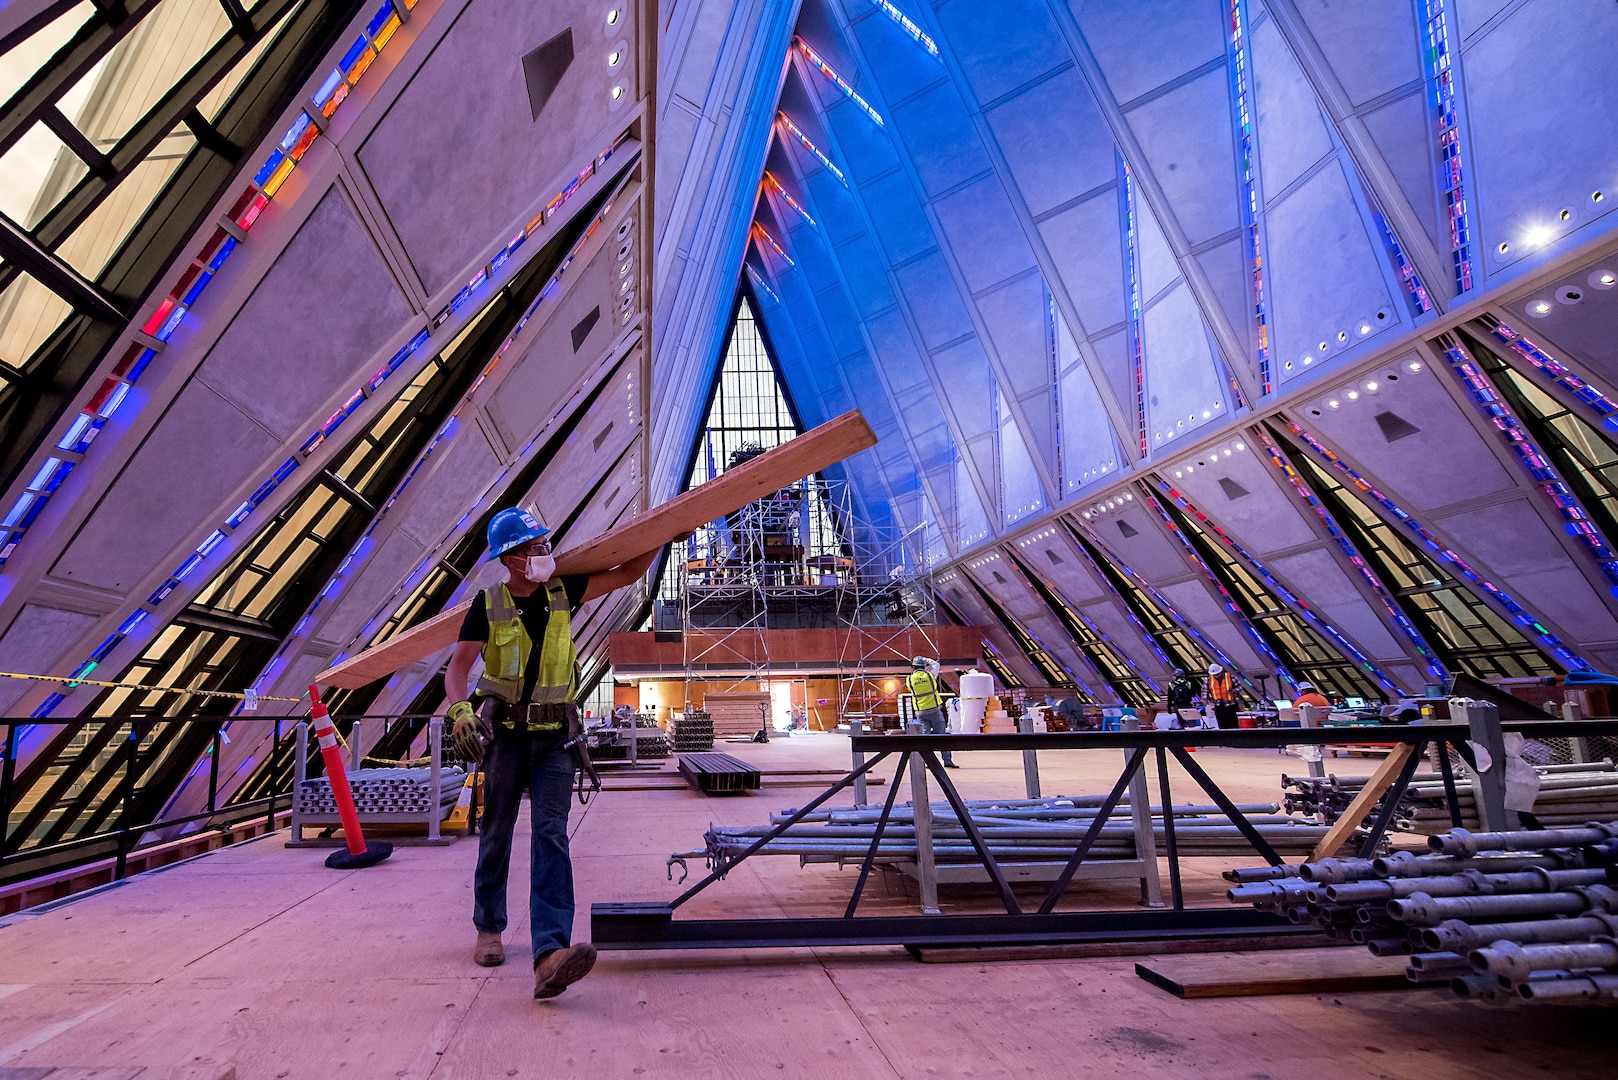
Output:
[0,669,306,703]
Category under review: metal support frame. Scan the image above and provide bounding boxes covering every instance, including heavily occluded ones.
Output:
[593,719,1618,951]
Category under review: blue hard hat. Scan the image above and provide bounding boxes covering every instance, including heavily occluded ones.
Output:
[487,507,549,559]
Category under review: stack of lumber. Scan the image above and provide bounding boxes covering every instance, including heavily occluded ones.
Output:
[296,766,463,817]
[704,691,771,737]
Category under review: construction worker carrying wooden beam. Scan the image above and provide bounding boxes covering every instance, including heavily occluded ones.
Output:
[443,506,655,999]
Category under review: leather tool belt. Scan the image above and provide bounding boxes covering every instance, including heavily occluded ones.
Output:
[489,700,573,731]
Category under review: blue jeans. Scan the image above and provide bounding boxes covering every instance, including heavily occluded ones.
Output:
[918,707,954,766]
[473,726,575,961]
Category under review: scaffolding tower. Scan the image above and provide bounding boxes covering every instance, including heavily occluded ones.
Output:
[659,474,937,728]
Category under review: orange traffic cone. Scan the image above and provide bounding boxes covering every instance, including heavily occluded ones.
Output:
[309,684,392,870]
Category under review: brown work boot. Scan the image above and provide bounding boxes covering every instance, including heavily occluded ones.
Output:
[533,943,597,999]
[473,931,504,967]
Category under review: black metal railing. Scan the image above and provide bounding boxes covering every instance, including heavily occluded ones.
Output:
[0,713,434,887]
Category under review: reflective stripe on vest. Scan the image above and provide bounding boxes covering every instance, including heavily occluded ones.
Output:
[1209,672,1235,702]
[907,670,941,712]
[474,581,576,705]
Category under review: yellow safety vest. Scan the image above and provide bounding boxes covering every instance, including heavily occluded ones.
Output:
[907,670,941,712]
[475,581,576,717]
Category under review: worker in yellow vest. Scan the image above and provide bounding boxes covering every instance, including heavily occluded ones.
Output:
[908,656,957,768]
[443,507,653,1000]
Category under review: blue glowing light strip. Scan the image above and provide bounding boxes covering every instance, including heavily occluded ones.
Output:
[1023,551,1162,693]
[1282,418,1589,670]
[1372,204,1433,316]
[868,0,938,56]
[1,0,419,576]
[752,223,796,269]
[763,171,816,227]
[1063,518,1257,695]
[795,37,885,127]
[1228,0,1271,396]
[1480,314,1618,434]
[1148,482,1400,693]
[1256,431,1447,682]
[1435,331,1618,597]
[777,112,846,184]
[1120,157,1147,456]
[1417,0,1473,293]
[746,264,782,306]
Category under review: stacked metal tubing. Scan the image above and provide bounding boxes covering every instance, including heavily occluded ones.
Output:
[1227,822,1618,1003]
[1283,760,1618,833]
[697,795,1340,869]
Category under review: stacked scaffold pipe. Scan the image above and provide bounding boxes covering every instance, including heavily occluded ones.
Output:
[684,795,1339,876]
[1282,759,1618,833]
[1226,821,1618,1003]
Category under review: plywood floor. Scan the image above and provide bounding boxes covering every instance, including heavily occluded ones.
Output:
[3,733,1615,1078]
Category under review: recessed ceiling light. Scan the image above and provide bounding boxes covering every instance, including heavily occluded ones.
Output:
[1498,242,1510,254]
[607,8,621,24]
[1407,361,1422,372]
[1318,341,1328,352]
[1592,270,1617,289]
[609,50,622,66]
[1358,323,1372,335]
[1525,225,1554,247]
[1533,301,1552,313]
[1593,191,1605,204]
[1365,381,1378,392]
[1559,208,1573,221]
[611,85,624,99]
[1337,331,1348,342]
[1302,356,1313,366]
[1328,399,1340,409]
[1234,442,1245,452]
[1346,390,1360,400]
[1222,448,1232,457]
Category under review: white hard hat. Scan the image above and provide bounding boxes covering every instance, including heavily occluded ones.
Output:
[1296,681,1315,692]
[1208,663,1223,676]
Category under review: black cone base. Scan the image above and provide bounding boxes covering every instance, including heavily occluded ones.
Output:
[325,841,394,869]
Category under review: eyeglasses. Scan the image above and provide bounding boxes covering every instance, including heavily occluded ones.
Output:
[511,540,552,556]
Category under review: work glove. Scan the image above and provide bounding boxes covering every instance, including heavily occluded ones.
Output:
[449,700,486,765]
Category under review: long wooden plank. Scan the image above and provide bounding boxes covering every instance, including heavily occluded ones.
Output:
[314,410,876,689]
[1309,741,1415,860]
[1135,948,1421,998]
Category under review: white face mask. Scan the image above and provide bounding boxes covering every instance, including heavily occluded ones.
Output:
[520,554,555,582]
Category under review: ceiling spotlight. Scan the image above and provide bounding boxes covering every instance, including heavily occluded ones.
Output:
[1365,381,1378,392]
[1358,323,1372,335]
[609,50,622,65]
[1125,492,1133,500]
[1533,301,1552,313]
[1202,409,1211,419]
[1302,356,1313,366]
[1222,448,1232,457]
[1498,242,1510,254]
[1594,191,1605,204]
[1346,390,1360,401]
[1285,361,1294,370]
[1318,341,1329,352]
[1214,401,1222,409]
[1234,442,1245,452]
[1173,471,1182,479]
[1337,331,1348,342]
[1407,361,1422,372]
[1559,208,1573,222]
[1591,270,1617,289]
[1184,464,1194,473]
[1328,399,1341,409]
[1525,225,1554,247]
[607,8,621,24]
